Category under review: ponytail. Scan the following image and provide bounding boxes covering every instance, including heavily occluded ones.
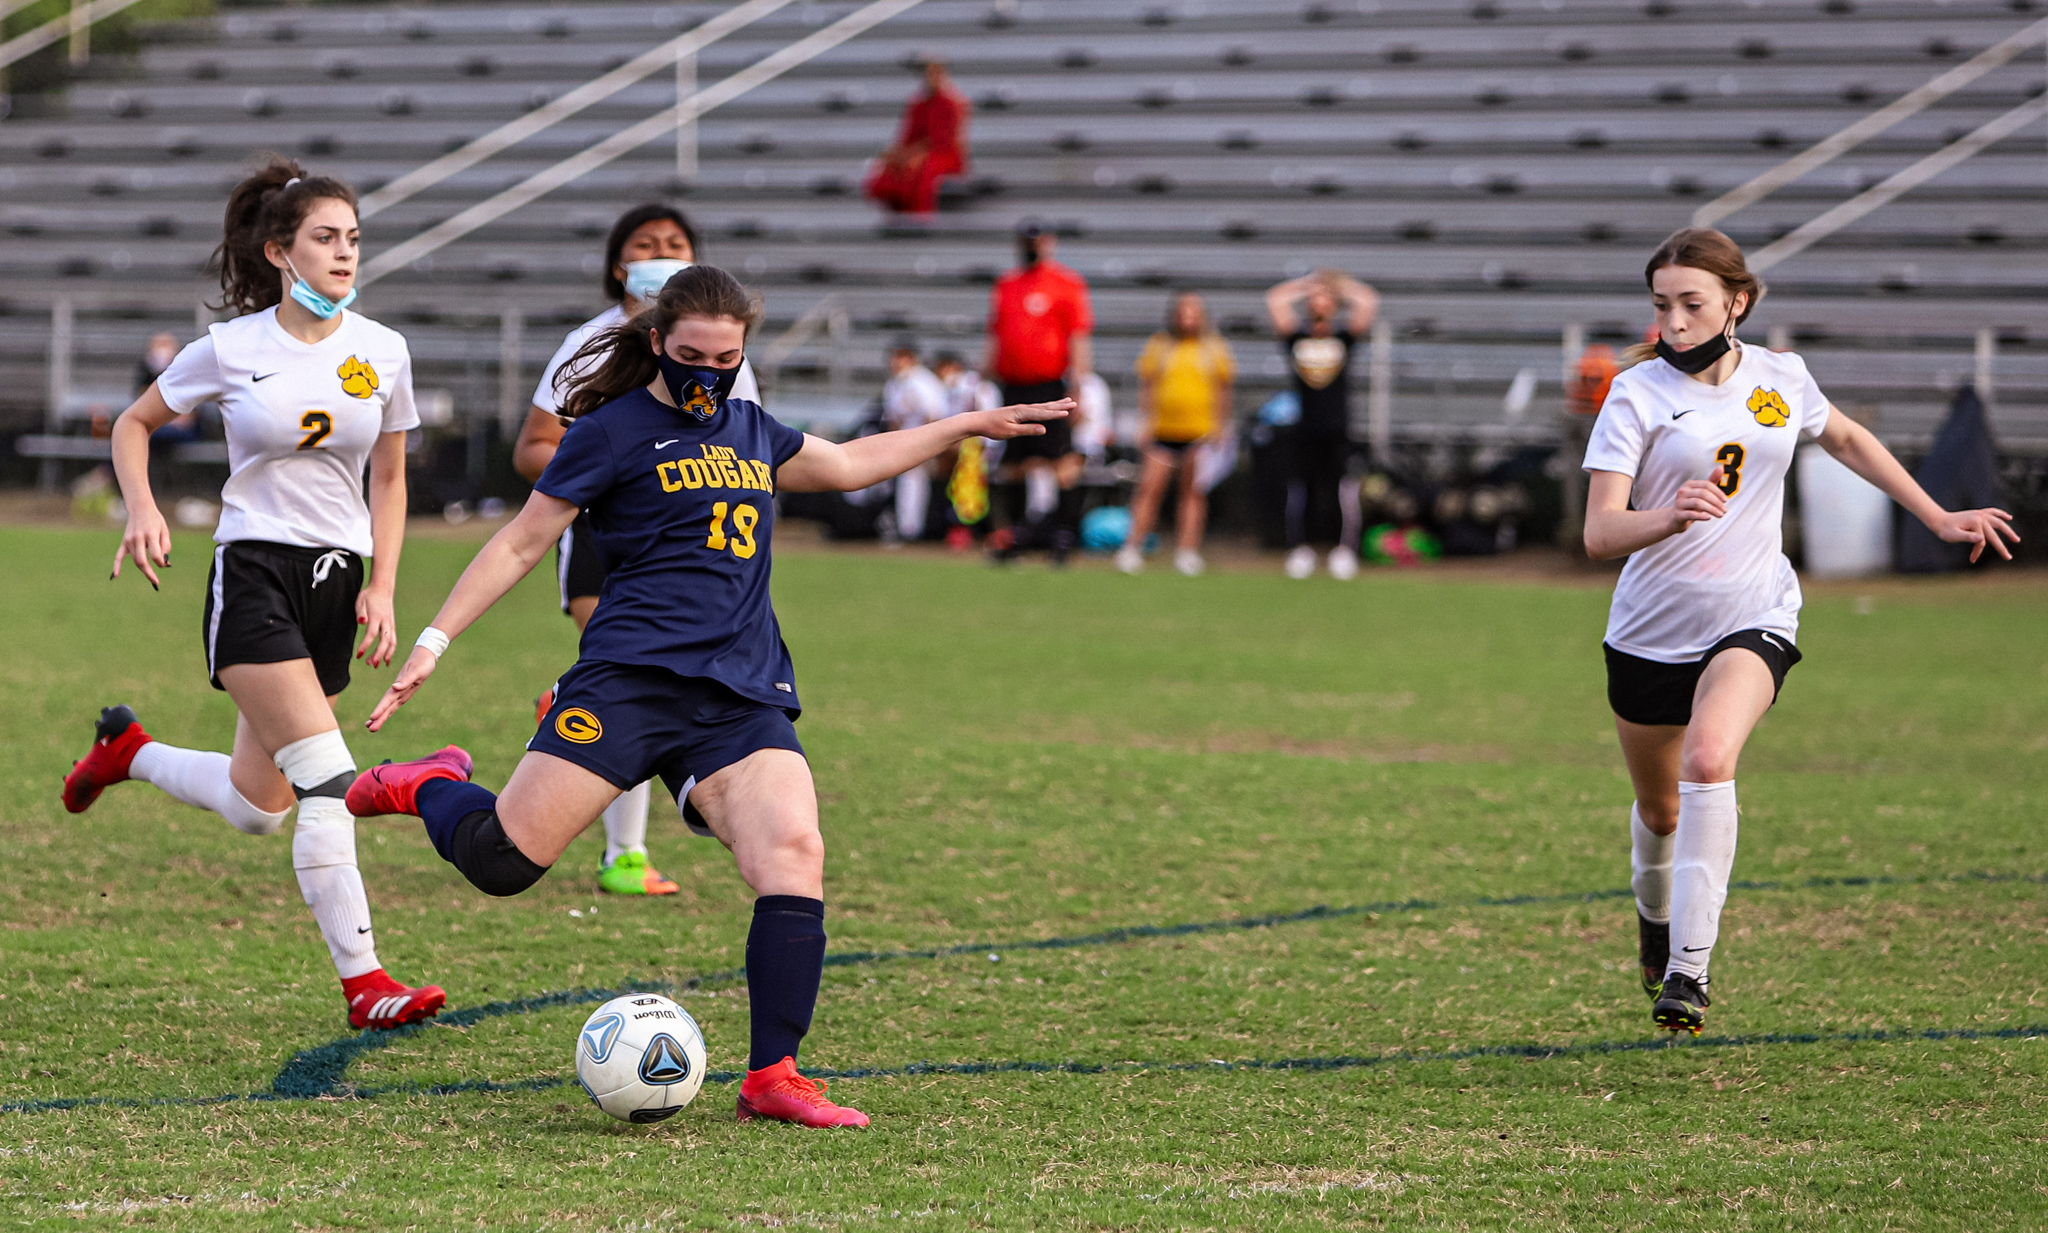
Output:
[210,154,359,316]
[558,265,760,420]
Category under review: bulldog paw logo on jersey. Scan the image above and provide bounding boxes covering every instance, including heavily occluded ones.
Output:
[337,356,380,400]
[1747,387,1790,428]
[554,707,603,744]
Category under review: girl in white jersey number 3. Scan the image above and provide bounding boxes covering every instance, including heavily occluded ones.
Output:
[63,157,443,1031]
[1584,228,2015,1036]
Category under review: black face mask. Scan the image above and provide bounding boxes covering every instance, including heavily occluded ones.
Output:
[1655,310,1738,375]
[653,353,741,424]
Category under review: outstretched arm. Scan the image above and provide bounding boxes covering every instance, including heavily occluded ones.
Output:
[365,490,580,731]
[777,399,1072,493]
[1814,406,2016,562]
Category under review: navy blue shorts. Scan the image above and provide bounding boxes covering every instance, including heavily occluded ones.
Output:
[527,660,804,837]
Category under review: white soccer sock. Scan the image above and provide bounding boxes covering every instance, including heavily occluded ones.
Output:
[1630,802,1675,924]
[895,465,929,540]
[129,740,289,835]
[277,731,381,981]
[1666,780,1739,983]
[602,780,652,866]
[1024,468,1058,521]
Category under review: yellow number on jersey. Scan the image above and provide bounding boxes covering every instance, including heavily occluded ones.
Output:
[705,501,759,559]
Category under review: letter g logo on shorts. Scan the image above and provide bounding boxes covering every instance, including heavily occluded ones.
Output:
[554,707,604,744]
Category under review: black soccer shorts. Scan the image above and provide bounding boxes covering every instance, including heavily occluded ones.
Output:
[1604,629,1802,727]
[202,540,363,697]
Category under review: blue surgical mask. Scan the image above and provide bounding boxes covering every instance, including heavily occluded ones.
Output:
[623,258,691,304]
[654,353,741,424]
[285,257,357,320]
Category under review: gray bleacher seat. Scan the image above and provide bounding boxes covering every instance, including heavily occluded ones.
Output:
[2,0,2043,451]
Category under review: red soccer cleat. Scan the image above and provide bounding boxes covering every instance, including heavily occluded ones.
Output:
[735,1056,870,1128]
[534,683,555,726]
[344,746,473,817]
[342,969,447,1030]
[62,705,154,814]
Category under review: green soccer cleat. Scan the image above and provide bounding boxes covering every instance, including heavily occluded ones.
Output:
[598,850,679,896]
[1652,972,1712,1036]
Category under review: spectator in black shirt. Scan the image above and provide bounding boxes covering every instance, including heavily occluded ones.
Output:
[1265,270,1377,579]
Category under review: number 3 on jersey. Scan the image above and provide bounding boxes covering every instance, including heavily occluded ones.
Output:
[298,411,333,451]
[1714,442,1745,497]
[706,501,759,559]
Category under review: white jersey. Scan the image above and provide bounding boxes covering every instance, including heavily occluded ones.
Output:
[1584,345,1834,662]
[532,304,761,417]
[156,307,419,556]
[1072,370,1112,457]
[882,364,948,431]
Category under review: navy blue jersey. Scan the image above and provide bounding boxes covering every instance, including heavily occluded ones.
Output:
[534,385,809,710]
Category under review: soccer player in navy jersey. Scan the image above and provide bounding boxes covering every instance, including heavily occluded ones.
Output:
[347,266,1069,1127]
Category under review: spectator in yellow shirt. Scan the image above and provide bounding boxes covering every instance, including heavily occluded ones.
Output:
[1119,292,1235,576]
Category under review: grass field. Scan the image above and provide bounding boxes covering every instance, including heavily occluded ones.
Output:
[1,522,2044,1230]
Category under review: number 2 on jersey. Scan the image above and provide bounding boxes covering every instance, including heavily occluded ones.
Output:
[298,411,334,451]
[706,501,759,560]
[1714,442,1745,497]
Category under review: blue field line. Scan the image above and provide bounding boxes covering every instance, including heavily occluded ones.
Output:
[3,868,2037,1117]
[7,1021,2045,1117]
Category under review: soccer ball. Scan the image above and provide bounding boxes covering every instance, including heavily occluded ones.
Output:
[574,993,708,1123]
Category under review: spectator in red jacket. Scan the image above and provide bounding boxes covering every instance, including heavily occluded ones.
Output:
[983,220,1093,563]
[864,59,970,218]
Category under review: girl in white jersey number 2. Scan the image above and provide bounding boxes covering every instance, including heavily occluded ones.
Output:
[63,157,444,1031]
[1584,229,2016,1036]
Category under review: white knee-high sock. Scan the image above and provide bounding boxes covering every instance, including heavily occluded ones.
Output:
[1024,468,1058,521]
[129,740,288,835]
[1630,803,1675,924]
[602,781,652,866]
[276,731,381,981]
[1666,780,1739,983]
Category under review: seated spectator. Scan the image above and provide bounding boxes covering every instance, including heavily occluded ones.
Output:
[138,332,200,445]
[882,343,950,542]
[864,59,970,218]
[1119,292,1235,577]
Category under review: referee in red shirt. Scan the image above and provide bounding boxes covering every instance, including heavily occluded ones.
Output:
[982,220,1093,563]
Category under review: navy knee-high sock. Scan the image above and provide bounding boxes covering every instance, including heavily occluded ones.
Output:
[416,778,548,896]
[746,895,826,1071]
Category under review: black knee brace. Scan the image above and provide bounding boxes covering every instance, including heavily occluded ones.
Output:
[446,810,549,897]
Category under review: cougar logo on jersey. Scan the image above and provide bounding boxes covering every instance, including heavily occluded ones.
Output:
[337,356,380,399]
[637,1033,693,1085]
[581,1012,625,1063]
[1747,387,1790,428]
[554,707,603,744]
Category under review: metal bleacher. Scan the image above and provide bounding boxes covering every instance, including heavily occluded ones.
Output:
[4,0,2046,486]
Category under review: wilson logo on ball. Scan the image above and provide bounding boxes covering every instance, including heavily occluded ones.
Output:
[637,1034,693,1085]
[554,707,603,743]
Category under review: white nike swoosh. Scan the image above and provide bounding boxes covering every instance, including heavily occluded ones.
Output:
[655,439,679,449]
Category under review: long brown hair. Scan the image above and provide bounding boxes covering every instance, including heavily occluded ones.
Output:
[558,264,759,421]
[210,155,359,316]
[1623,227,1767,365]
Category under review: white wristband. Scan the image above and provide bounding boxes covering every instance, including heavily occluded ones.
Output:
[414,626,451,659]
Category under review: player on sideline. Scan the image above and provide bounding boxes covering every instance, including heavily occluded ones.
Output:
[64,156,444,1030]
[510,203,766,898]
[1584,228,2016,1035]
[348,266,1069,1126]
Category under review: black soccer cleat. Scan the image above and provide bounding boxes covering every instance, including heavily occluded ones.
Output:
[1638,913,1670,1000]
[1652,972,1711,1036]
